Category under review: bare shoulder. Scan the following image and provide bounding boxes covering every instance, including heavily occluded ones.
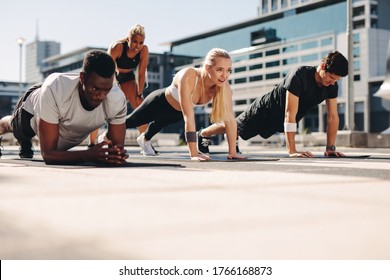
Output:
[179,67,198,79]
[108,41,124,56]
[174,67,198,85]
[140,45,149,58]
[141,45,149,53]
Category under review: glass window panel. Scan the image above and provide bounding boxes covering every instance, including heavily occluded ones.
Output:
[321,37,333,46]
[301,41,318,50]
[266,49,280,56]
[234,78,247,84]
[283,45,298,53]
[283,57,298,65]
[266,60,280,68]
[249,75,263,82]
[266,72,280,79]
[234,66,247,73]
[249,64,263,70]
[301,53,318,62]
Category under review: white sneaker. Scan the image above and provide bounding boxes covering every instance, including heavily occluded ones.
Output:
[97,131,108,148]
[137,133,156,156]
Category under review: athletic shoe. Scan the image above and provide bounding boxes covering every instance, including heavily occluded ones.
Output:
[236,139,242,154]
[151,145,159,155]
[97,131,107,143]
[136,133,156,156]
[19,140,33,159]
[197,129,211,154]
[87,144,95,149]
[0,137,3,158]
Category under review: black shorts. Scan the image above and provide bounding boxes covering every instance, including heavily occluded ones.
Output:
[11,84,41,142]
[116,71,135,84]
[236,107,275,140]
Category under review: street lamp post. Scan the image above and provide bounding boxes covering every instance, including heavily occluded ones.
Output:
[345,0,355,130]
[17,37,25,97]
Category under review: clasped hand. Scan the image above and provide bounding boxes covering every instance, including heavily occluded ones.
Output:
[90,141,128,165]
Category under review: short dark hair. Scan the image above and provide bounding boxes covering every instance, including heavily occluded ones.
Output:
[322,51,348,77]
[82,50,115,78]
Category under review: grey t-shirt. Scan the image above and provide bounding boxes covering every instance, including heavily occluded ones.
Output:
[24,72,127,150]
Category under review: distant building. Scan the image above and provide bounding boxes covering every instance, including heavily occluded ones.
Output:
[0,81,28,116]
[26,39,60,84]
[168,0,390,134]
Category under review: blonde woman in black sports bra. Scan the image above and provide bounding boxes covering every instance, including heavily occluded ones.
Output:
[126,48,247,161]
[89,24,149,147]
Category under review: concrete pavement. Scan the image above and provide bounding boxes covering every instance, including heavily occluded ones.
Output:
[0,143,389,259]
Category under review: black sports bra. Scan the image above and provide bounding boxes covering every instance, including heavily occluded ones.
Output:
[115,42,141,69]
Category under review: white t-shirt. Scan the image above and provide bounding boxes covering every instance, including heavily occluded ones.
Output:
[23,72,127,151]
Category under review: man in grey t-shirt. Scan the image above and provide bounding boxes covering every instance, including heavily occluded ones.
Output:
[0,50,128,165]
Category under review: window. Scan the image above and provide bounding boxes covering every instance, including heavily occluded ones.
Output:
[353,33,360,43]
[353,6,364,17]
[266,60,280,68]
[354,60,360,71]
[249,64,263,70]
[353,19,365,29]
[283,57,298,65]
[271,0,278,11]
[249,75,263,82]
[234,78,247,84]
[266,72,280,80]
[262,0,268,13]
[266,49,280,56]
[301,41,318,50]
[249,52,263,59]
[283,45,298,53]
[235,100,247,105]
[353,47,360,58]
[234,66,246,73]
[321,38,332,46]
[301,54,318,63]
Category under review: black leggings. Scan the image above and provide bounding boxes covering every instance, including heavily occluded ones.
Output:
[125,89,183,140]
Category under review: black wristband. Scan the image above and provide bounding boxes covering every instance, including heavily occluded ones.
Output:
[185,131,197,142]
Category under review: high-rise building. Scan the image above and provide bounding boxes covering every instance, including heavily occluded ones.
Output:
[25,39,60,84]
[168,0,390,134]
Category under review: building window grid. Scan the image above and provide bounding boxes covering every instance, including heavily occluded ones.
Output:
[229,34,335,86]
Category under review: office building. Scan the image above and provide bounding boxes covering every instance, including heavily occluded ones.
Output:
[0,81,28,116]
[26,39,61,84]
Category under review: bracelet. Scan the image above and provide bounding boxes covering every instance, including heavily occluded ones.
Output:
[326,145,336,151]
[185,131,197,142]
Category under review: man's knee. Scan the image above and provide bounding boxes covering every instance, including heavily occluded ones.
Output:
[0,116,13,134]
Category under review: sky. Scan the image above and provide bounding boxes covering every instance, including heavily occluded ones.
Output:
[0,0,260,82]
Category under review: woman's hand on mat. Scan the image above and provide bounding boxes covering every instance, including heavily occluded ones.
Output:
[227,154,247,161]
[289,150,314,158]
[191,153,211,161]
[324,150,345,157]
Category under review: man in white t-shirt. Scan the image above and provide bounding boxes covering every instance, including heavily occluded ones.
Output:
[0,50,128,165]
